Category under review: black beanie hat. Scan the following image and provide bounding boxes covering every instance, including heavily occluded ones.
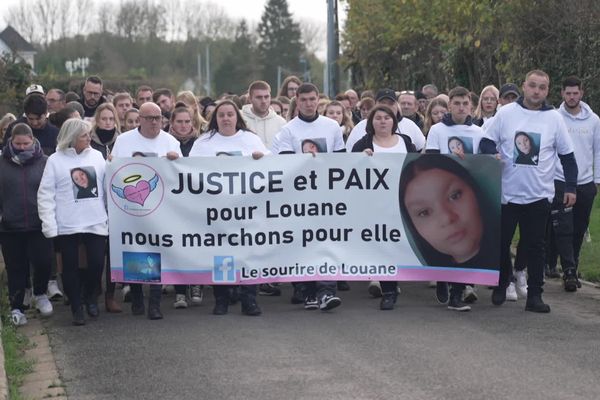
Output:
[23,94,48,115]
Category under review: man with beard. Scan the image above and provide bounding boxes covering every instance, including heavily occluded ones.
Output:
[79,76,106,119]
[548,76,600,291]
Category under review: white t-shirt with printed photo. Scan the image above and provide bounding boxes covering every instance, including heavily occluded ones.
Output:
[345,117,426,152]
[426,122,485,155]
[484,102,574,204]
[111,128,183,158]
[274,115,345,154]
[189,129,270,157]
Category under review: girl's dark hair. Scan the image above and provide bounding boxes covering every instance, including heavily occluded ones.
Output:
[206,99,249,137]
[365,105,398,137]
[398,154,497,268]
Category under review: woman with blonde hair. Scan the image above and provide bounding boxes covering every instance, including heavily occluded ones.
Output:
[38,118,108,325]
[0,113,17,145]
[176,91,207,133]
[423,98,448,136]
[473,85,499,126]
[323,100,354,142]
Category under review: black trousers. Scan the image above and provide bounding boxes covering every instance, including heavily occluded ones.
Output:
[547,181,576,273]
[57,233,107,313]
[499,200,551,297]
[130,284,162,308]
[1,231,52,311]
[213,285,257,305]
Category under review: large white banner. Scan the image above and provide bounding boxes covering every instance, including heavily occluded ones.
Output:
[108,153,501,285]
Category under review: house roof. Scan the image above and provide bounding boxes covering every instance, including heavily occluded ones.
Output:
[0,25,36,52]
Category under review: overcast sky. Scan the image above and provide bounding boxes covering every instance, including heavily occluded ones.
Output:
[0,0,345,30]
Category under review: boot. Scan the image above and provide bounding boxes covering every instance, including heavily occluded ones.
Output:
[379,292,397,310]
[563,269,578,292]
[525,295,551,313]
[213,297,229,315]
[105,293,123,313]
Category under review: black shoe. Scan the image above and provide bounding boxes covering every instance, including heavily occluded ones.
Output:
[525,296,551,313]
[147,307,163,320]
[131,302,145,316]
[337,281,351,291]
[86,303,99,319]
[228,287,239,305]
[436,282,449,304]
[72,307,86,326]
[545,267,561,279]
[213,302,229,315]
[241,302,262,316]
[448,296,471,312]
[491,286,506,306]
[290,286,305,304]
[379,293,397,310]
[563,274,578,292]
[258,283,281,296]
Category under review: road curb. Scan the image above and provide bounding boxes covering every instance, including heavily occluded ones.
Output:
[579,278,600,289]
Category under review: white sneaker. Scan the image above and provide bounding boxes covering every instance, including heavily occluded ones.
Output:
[190,285,203,305]
[47,280,63,300]
[23,288,32,309]
[11,309,27,326]
[506,282,518,301]
[368,281,382,298]
[514,270,528,298]
[463,285,478,303]
[173,294,188,309]
[122,285,131,302]
[35,294,53,316]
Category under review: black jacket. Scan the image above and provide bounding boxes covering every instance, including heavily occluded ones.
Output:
[0,147,47,232]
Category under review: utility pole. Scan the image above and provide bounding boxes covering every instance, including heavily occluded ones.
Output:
[326,0,339,98]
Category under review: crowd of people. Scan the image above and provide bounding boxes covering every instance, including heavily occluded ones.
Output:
[1,69,598,326]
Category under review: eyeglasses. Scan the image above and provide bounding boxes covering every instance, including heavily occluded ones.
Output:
[141,115,162,122]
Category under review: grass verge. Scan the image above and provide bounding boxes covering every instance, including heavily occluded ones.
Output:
[1,271,34,400]
[577,195,600,282]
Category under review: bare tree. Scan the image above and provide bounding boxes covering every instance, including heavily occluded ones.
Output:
[97,3,116,34]
[299,18,326,55]
[5,2,38,44]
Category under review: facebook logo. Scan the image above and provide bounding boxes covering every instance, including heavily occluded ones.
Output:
[213,256,236,283]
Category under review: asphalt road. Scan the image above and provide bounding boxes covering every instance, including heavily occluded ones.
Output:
[43,280,600,400]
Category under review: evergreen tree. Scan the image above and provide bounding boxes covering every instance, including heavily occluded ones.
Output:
[257,0,305,93]
[214,20,259,95]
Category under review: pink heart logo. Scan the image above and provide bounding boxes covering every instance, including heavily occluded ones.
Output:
[123,180,151,206]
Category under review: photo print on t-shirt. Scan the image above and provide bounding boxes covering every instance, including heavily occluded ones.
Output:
[216,150,243,156]
[301,138,327,153]
[132,151,158,157]
[447,136,473,156]
[70,166,98,200]
[513,131,540,166]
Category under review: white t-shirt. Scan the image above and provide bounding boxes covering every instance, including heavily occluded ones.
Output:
[273,115,345,154]
[189,129,270,156]
[111,128,183,158]
[372,138,408,153]
[346,117,425,152]
[484,102,574,204]
[426,122,485,155]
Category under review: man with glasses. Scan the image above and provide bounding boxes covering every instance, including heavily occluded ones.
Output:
[79,75,106,119]
[46,89,66,114]
[111,102,182,320]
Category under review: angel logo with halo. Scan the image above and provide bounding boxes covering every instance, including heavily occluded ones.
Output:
[112,173,159,206]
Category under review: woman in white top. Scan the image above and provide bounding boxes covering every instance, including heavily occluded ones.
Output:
[189,99,267,316]
[38,118,108,326]
[190,99,269,158]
